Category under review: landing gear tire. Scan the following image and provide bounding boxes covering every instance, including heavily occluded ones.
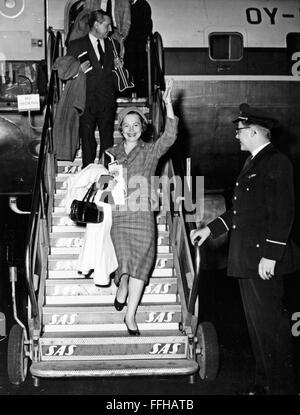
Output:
[196,321,219,381]
[7,324,28,385]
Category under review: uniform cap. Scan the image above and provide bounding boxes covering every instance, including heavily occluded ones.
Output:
[233,103,278,130]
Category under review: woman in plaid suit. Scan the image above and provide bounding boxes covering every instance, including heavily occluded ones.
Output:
[106,79,178,335]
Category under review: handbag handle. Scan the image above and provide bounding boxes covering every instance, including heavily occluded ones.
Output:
[82,182,97,203]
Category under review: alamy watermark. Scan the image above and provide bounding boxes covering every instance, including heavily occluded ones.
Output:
[102,170,204,223]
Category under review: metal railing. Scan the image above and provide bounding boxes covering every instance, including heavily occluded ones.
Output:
[146,32,166,115]
[161,160,201,333]
[24,30,62,335]
[149,33,201,334]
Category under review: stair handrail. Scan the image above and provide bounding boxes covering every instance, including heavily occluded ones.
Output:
[162,159,201,331]
[148,36,201,332]
[146,32,166,116]
[47,27,57,82]
[24,31,62,331]
[150,32,166,94]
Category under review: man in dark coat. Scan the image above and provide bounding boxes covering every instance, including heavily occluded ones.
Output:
[67,10,118,167]
[190,103,300,395]
[124,0,152,97]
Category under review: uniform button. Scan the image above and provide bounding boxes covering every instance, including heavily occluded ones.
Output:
[236,182,239,186]
[232,225,236,229]
[234,196,237,200]
[246,188,249,191]
[233,210,237,214]
[256,244,260,248]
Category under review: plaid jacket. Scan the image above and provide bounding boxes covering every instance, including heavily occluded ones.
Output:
[107,116,179,211]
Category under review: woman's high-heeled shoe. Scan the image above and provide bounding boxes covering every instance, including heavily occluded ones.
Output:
[114,297,126,311]
[114,274,128,311]
[124,317,140,336]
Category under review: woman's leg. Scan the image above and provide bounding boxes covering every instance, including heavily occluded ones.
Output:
[116,273,129,303]
[125,277,145,330]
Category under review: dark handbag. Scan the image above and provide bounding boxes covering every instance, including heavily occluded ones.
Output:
[69,183,104,224]
[110,37,134,92]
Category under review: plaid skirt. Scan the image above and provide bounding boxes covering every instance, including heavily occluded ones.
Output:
[111,210,156,284]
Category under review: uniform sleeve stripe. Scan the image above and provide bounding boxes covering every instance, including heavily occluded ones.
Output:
[266,239,286,246]
[218,217,229,231]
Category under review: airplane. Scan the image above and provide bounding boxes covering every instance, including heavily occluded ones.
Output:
[0,0,299,386]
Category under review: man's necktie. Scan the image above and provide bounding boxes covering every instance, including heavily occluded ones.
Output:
[97,39,105,67]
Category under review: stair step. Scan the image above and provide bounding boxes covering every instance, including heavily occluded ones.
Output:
[45,294,177,305]
[54,186,161,196]
[56,164,82,175]
[54,186,162,197]
[30,359,199,378]
[48,253,173,271]
[116,106,148,114]
[51,223,168,232]
[49,232,170,254]
[50,230,169,242]
[45,277,177,306]
[42,304,181,327]
[46,277,177,295]
[48,267,174,279]
[116,97,148,107]
[43,322,179,333]
[57,160,82,168]
[50,245,170,254]
[39,331,188,361]
[51,210,167,225]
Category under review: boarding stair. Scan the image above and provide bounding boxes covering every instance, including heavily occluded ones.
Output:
[29,99,197,378]
[6,31,219,386]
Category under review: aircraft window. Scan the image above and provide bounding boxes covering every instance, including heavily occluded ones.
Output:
[0,61,38,102]
[209,33,243,61]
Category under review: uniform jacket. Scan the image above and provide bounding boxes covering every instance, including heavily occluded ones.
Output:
[208,143,300,278]
[67,34,117,112]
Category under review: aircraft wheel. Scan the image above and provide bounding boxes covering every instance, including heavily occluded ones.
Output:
[7,324,29,385]
[195,322,219,381]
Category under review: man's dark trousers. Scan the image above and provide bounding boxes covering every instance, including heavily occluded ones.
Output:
[239,277,296,394]
[80,105,115,168]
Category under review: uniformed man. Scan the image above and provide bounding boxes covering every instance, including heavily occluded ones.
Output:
[190,103,300,395]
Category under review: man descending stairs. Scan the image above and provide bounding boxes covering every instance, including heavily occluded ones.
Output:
[30,99,198,378]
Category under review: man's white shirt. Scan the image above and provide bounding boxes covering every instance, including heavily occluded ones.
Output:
[89,32,105,61]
